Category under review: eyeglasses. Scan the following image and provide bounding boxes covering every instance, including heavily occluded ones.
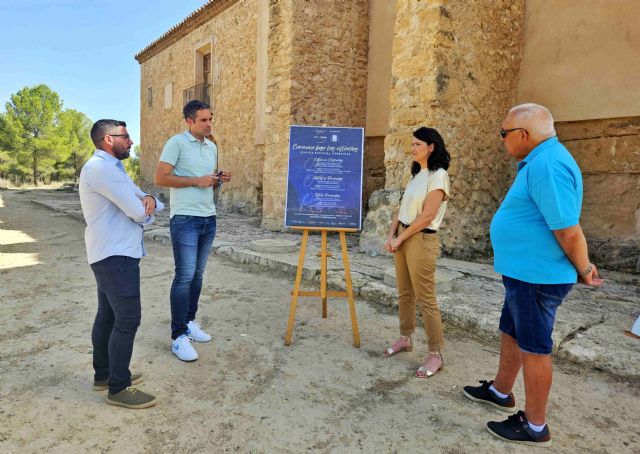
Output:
[500,127,527,139]
[107,134,131,139]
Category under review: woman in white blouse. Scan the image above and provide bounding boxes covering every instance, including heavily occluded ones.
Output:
[383,127,451,378]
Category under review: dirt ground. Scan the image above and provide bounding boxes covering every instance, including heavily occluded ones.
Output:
[1,188,638,454]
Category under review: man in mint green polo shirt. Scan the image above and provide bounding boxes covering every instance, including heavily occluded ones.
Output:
[463,104,602,447]
[155,100,231,362]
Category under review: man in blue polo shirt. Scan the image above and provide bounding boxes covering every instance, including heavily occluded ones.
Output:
[463,104,603,447]
[155,100,231,362]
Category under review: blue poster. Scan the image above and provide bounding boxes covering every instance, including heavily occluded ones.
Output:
[285,125,364,229]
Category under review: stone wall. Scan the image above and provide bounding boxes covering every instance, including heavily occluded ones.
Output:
[361,0,526,257]
[262,0,370,229]
[261,0,294,230]
[136,0,637,273]
[556,117,640,272]
[138,0,262,215]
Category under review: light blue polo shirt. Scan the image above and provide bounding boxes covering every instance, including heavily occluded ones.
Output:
[159,131,218,218]
[490,137,583,284]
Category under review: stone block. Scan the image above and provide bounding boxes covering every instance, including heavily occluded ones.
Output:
[326,270,370,296]
[359,189,402,255]
[437,292,502,344]
[565,135,640,174]
[582,173,640,241]
[228,248,319,282]
[360,281,398,308]
[248,239,299,254]
[438,257,500,281]
[557,116,640,141]
[557,323,640,379]
[603,116,640,137]
[587,238,640,274]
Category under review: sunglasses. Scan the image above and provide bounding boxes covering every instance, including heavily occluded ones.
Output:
[500,127,527,138]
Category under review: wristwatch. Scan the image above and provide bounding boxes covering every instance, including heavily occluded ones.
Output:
[577,263,592,276]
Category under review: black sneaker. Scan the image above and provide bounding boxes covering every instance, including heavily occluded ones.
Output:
[463,380,516,412]
[93,373,143,391]
[487,410,551,447]
[106,387,157,409]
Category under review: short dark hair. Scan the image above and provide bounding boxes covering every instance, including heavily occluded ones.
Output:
[183,100,210,121]
[90,119,126,147]
[411,126,450,177]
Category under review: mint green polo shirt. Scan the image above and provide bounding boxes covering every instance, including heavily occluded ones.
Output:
[159,131,218,218]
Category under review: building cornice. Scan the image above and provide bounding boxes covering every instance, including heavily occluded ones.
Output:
[135,0,239,64]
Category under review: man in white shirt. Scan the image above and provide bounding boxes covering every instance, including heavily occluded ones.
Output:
[79,119,163,409]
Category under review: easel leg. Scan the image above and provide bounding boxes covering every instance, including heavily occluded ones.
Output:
[321,230,328,319]
[285,230,309,346]
[340,231,360,348]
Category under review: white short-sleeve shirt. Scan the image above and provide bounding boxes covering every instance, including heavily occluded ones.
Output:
[397,168,450,230]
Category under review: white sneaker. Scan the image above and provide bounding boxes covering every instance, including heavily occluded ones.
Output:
[171,334,198,361]
[187,320,212,343]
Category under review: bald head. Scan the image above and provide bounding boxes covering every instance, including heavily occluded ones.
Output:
[507,103,556,141]
[500,103,557,160]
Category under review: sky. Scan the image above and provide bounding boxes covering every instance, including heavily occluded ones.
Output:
[0,0,209,147]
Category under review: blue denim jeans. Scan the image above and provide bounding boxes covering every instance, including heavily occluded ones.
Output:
[499,275,573,354]
[169,215,216,339]
[90,255,141,394]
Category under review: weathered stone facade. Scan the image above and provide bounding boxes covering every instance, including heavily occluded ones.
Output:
[363,0,525,259]
[262,0,370,229]
[138,0,262,215]
[557,117,640,272]
[137,0,639,273]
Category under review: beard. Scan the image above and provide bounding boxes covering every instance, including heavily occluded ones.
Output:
[113,144,131,161]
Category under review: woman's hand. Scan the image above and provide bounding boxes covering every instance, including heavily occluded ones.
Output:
[389,236,403,251]
[384,239,396,253]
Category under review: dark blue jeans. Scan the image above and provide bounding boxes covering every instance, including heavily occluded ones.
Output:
[90,256,141,394]
[499,275,573,355]
[170,215,216,339]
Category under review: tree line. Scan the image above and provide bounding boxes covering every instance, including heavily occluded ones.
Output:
[0,84,139,186]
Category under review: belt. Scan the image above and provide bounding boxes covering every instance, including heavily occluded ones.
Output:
[399,222,436,234]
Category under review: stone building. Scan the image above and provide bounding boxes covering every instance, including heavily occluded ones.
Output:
[135,0,640,273]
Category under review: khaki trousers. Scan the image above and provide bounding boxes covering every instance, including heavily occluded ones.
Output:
[393,226,444,351]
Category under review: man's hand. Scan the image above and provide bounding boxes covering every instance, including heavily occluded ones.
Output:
[220,170,232,183]
[142,195,156,216]
[196,174,218,188]
[579,263,604,287]
[553,225,603,287]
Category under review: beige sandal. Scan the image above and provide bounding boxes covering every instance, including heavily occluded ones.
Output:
[415,352,444,378]
[383,336,412,357]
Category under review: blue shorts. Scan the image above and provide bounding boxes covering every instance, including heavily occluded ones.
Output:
[499,275,573,355]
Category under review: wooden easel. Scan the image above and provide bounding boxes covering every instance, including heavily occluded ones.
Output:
[284,227,361,348]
